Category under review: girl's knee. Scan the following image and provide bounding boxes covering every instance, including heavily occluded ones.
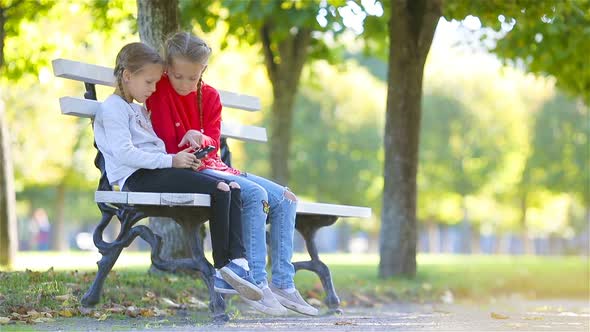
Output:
[229,181,241,190]
[216,182,230,192]
[284,189,297,202]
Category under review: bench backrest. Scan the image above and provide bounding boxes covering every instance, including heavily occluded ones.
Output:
[52,58,267,192]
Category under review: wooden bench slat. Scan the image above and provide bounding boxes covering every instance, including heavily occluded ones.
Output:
[59,96,268,142]
[95,191,372,218]
[52,58,261,111]
[296,201,372,218]
[95,191,127,204]
[161,193,211,206]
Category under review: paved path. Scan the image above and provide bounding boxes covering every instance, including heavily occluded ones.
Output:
[32,299,589,331]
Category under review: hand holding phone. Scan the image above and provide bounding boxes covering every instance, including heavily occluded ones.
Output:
[194,145,215,159]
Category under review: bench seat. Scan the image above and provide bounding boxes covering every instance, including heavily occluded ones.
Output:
[95,191,371,218]
[53,57,371,320]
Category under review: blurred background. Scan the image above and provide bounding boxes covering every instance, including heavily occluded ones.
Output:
[1,0,588,260]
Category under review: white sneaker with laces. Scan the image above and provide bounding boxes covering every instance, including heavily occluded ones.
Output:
[241,285,288,316]
[269,285,319,316]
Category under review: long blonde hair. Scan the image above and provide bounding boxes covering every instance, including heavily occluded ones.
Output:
[114,42,164,102]
[165,32,212,120]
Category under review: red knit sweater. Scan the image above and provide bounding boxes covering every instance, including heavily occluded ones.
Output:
[146,74,240,174]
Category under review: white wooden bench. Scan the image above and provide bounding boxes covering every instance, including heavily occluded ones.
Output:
[52,58,371,320]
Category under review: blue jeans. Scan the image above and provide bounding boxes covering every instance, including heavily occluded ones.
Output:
[201,169,297,289]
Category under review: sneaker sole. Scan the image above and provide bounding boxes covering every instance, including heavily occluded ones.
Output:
[219,268,263,301]
[241,297,288,316]
[213,286,239,295]
[273,292,319,316]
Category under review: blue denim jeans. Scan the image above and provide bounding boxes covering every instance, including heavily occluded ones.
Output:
[201,169,297,289]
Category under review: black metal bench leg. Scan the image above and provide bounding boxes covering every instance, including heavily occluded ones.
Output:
[179,220,228,323]
[82,210,121,306]
[294,216,342,314]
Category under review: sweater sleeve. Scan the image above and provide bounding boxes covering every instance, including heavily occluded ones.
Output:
[101,105,173,169]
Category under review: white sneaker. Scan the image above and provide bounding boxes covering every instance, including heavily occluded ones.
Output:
[241,285,288,316]
[269,285,319,316]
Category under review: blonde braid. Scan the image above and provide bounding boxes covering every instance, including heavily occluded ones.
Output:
[197,77,203,132]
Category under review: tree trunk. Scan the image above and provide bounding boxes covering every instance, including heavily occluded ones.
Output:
[51,182,67,251]
[137,0,178,56]
[260,23,311,185]
[0,100,17,267]
[136,0,190,263]
[379,0,441,278]
[427,221,439,253]
[519,191,534,255]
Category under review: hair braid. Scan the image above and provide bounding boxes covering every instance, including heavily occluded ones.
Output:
[197,77,203,132]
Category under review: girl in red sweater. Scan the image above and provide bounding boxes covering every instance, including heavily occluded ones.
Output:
[147,32,318,316]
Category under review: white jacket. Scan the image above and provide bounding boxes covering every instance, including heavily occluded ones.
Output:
[94,94,173,186]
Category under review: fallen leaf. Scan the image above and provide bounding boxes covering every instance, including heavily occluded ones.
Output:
[78,307,93,316]
[491,312,509,319]
[160,297,181,308]
[307,298,322,307]
[125,306,138,318]
[187,297,207,309]
[524,316,543,320]
[140,308,155,317]
[153,308,168,317]
[97,313,109,321]
[59,309,73,318]
[55,294,73,302]
[440,290,454,304]
[0,317,10,324]
[106,305,126,314]
[335,321,355,325]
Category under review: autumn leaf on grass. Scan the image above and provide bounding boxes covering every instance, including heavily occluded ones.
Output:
[125,306,139,318]
[59,309,74,317]
[106,304,126,314]
[491,312,509,319]
[153,308,169,317]
[55,294,74,302]
[142,291,157,302]
[0,317,11,324]
[187,297,207,309]
[97,313,109,321]
[335,321,355,326]
[140,308,156,318]
[160,297,184,309]
[307,298,322,307]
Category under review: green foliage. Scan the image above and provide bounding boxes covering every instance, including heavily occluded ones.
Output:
[181,0,348,64]
[528,94,589,204]
[1,0,56,78]
[445,0,590,104]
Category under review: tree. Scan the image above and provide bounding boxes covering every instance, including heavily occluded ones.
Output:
[0,99,16,267]
[184,0,348,185]
[360,0,589,277]
[367,0,442,278]
[0,0,55,267]
[135,0,190,264]
[445,0,590,104]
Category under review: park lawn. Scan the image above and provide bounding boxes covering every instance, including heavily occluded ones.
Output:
[0,252,588,321]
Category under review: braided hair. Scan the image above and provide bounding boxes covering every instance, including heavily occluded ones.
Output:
[165,32,212,129]
[113,42,164,102]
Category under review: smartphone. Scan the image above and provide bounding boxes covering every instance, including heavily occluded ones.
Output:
[194,145,215,159]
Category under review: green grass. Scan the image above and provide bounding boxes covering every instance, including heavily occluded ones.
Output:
[0,252,588,318]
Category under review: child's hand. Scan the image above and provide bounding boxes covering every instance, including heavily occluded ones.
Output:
[172,147,201,170]
[178,129,203,150]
